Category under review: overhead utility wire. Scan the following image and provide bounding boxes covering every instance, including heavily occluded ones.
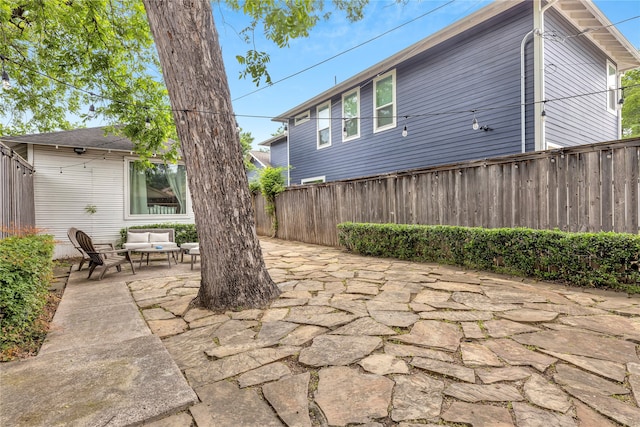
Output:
[3,49,637,122]
[542,15,640,42]
[231,0,457,102]
[3,7,637,115]
[567,15,640,39]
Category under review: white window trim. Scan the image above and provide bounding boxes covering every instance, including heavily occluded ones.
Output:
[546,141,563,149]
[295,110,310,125]
[373,69,397,133]
[342,87,360,142]
[301,176,326,185]
[606,60,618,115]
[124,157,191,220]
[316,101,332,149]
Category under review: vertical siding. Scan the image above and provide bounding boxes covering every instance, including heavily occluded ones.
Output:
[270,139,288,169]
[289,3,535,184]
[544,9,618,147]
[33,146,195,259]
[247,159,261,182]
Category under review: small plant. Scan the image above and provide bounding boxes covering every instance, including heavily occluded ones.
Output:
[257,167,286,237]
[84,204,97,215]
[248,179,261,194]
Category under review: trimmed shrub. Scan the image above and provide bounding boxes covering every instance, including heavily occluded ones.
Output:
[0,233,54,353]
[338,222,640,293]
[119,223,198,246]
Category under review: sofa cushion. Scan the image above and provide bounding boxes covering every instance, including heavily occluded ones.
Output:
[127,232,149,243]
[149,232,170,243]
[123,242,153,250]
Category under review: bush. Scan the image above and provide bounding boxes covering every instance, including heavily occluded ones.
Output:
[248,179,261,194]
[257,167,286,237]
[119,223,198,246]
[338,222,640,293]
[0,233,55,354]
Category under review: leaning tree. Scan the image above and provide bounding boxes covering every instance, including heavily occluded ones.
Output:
[1,0,367,310]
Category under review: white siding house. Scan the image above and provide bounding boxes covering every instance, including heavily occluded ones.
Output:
[3,127,195,258]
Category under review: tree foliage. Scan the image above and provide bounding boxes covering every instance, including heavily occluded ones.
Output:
[2,0,368,310]
[1,0,367,154]
[228,0,368,86]
[622,69,640,138]
[0,0,178,162]
[239,128,254,170]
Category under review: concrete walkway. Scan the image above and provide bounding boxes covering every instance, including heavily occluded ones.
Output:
[2,237,640,426]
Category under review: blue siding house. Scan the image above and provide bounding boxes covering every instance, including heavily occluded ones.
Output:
[257,133,290,184]
[273,0,640,185]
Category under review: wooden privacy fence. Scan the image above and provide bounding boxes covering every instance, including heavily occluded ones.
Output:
[253,138,639,247]
[0,142,36,238]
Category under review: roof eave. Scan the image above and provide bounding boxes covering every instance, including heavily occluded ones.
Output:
[258,133,287,147]
[554,0,640,72]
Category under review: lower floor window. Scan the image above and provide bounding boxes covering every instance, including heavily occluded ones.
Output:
[301,176,326,185]
[129,161,187,215]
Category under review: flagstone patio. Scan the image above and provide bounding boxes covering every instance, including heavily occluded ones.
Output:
[2,237,639,426]
[136,237,640,427]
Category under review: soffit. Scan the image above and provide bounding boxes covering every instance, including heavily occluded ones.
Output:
[554,0,640,71]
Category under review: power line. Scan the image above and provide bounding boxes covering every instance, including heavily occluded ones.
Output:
[541,15,640,42]
[231,0,458,102]
[1,19,638,125]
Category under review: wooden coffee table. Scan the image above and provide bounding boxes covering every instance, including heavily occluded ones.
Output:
[134,247,181,268]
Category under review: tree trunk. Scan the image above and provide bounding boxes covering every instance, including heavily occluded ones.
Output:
[143,0,280,310]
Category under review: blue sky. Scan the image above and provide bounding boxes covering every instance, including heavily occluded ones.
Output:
[209,0,640,148]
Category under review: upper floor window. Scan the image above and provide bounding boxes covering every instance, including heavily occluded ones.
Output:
[374,70,396,132]
[127,160,188,217]
[317,101,331,149]
[607,61,618,114]
[295,110,310,125]
[342,88,360,141]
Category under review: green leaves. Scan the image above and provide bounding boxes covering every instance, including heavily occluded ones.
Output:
[228,0,368,86]
[1,0,175,163]
[256,166,286,236]
[0,234,54,356]
[622,69,640,138]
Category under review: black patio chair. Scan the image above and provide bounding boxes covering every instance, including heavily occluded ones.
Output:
[67,227,114,271]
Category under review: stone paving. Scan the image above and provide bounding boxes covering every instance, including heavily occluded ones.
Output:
[132,238,640,427]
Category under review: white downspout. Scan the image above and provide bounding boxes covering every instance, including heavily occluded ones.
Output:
[520,29,535,153]
[617,71,623,139]
[286,122,291,186]
[534,0,558,151]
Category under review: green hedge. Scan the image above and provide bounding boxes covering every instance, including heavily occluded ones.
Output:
[119,223,198,247]
[0,234,55,353]
[337,222,640,293]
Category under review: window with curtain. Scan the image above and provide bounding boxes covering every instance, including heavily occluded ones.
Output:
[128,161,187,216]
[342,88,360,141]
[374,70,396,132]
